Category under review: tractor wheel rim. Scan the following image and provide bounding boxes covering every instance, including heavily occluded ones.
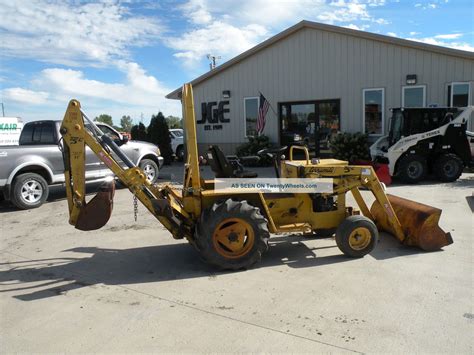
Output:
[143,164,155,181]
[408,161,422,178]
[212,218,255,259]
[21,180,43,203]
[348,227,372,251]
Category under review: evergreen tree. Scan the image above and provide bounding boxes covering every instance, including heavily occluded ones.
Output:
[130,122,147,141]
[148,112,173,164]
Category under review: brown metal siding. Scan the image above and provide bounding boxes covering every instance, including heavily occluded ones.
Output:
[191,27,474,154]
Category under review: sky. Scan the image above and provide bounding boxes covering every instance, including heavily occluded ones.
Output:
[0,0,473,125]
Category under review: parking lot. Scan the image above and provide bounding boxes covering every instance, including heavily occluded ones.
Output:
[1,165,473,353]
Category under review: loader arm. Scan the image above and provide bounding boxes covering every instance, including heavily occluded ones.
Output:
[60,99,191,238]
[297,161,452,251]
[303,165,405,241]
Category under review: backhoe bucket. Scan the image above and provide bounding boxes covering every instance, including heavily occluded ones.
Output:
[370,194,453,251]
[75,180,115,231]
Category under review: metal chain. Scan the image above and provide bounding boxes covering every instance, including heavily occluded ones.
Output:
[133,195,138,222]
[130,184,201,223]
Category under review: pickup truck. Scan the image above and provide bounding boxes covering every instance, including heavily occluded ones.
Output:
[169,128,185,161]
[0,120,163,209]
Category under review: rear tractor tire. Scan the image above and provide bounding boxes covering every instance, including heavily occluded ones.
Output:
[335,215,378,258]
[397,154,427,184]
[434,153,463,182]
[195,199,270,270]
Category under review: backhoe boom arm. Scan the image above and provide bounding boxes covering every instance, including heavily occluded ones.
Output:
[60,99,188,236]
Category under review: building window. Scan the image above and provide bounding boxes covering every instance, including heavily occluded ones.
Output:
[402,85,426,107]
[363,88,384,135]
[244,97,259,137]
[447,82,470,107]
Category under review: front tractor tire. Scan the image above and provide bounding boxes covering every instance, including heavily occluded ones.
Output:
[434,153,463,182]
[397,154,427,184]
[335,215,378,258]
[195,199,270,270]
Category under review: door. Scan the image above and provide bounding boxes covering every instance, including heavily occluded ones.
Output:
[317,100,340,156]
[280,100,340,157]
[280,103,317,153]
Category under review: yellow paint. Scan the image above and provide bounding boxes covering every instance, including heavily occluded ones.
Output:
[212,218,255,258]
[348,227,372,250]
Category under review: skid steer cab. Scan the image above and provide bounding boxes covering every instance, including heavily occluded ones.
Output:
[59,84,453,270]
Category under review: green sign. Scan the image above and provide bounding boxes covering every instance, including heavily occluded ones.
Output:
[0,123,18,130]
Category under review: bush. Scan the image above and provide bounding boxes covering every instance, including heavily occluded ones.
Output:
[236,135,273,166]
[329,132,371,163]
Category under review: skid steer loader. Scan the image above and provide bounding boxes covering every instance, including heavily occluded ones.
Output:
[370,106,473,183]
[59,84,453,270]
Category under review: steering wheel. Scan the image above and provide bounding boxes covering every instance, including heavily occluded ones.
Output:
[257,146,288,158]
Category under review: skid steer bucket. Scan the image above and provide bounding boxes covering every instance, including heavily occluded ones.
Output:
[74,180,116,231]
[370,194,453,251]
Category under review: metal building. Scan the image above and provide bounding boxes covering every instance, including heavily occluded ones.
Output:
[167,20,474,155]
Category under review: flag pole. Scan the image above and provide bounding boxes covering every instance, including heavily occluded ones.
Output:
[259,91,278,118]
[257,91,277,136]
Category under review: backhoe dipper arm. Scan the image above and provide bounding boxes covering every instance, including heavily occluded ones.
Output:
[60,99,185,235]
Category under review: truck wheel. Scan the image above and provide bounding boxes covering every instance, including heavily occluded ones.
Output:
[139,159,159,184]
[434,154,463,182]
[397,154,427,184]
[176,146,185,161]
[11,173,49,210]
[195,199,270,270]
[336,215,378,258]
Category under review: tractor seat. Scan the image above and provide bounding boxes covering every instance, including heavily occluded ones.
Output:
[208,145,258,178]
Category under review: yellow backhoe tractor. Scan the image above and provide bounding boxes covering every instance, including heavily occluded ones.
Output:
[59,84,452,270]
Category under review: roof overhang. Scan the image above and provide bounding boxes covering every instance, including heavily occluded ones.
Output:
[166,20,474,100]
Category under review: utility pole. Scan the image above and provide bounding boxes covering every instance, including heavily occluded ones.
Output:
[1,103,4,117]
[207,54,221,70]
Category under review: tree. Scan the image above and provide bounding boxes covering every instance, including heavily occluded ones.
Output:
[148,112,173,164]
[130,122,148,141]
[94,114,113,126]
[120,115,133,132]
[166,115,182,129]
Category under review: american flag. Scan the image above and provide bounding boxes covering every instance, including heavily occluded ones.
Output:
[256,92,270,135]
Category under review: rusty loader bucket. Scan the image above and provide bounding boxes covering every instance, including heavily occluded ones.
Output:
[370,194,453,251]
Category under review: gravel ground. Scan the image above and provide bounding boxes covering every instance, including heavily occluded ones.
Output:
[1,164,472,353]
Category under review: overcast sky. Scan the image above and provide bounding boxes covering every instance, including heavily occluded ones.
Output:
[1,0,473,125]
